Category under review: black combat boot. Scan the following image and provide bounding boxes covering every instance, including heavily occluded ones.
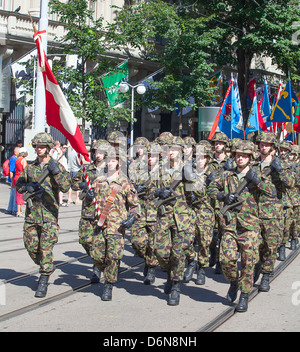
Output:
[253,260,262,284]
[278,245,286,261]
[91,265,101,283]
[291,239,297,250]
[227,280,239,303]
[183,260,197,282]
[259,273,270,292]
[195,266,205,285]
[35,275,49,298]
[167,281,180,306]
[214,261,222,274]
[236,292,248,312]
[164,272,172,294]
[101,281,113,301]
[144,267,156,285]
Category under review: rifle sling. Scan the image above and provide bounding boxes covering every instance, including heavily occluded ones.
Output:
[97,184,121,228]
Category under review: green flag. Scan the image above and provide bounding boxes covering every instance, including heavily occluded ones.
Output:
[101,61,129,107]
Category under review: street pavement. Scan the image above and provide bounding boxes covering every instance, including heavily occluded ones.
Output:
[0,179,299,333]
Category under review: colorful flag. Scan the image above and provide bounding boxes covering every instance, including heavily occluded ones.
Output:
[261,79,272,128]
[209,71,223,105]
[33,30,90,162]
[231,82,244,138]
[293,98,300,133]
[208,79,233,140]
[101,61,129,107]
[270,79,297,123]
[245,88,259,137]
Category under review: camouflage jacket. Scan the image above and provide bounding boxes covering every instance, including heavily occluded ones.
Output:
[71,162,102,219]
[279,159,296,208]
[208,167,275,232]
[92,174,141,234]
[16,157,71,225]
[157,160,194,232]
[253,158,295,218]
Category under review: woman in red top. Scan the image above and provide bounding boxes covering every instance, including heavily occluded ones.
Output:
[14,147,28,217]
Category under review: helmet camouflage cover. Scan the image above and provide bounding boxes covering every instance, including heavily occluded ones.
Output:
[280,140,292,152]
[234,140,255,157]
[211,132,229,146]
[256,131,277,146]
[31,132,54,148]
[134,136,149,147]
[107,130,125,144]
[156,131,173,145]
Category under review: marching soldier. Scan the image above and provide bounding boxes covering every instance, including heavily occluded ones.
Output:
[89,148,141,301]
[254,132,294,292]
[71,139,110,282]
[208,140,275,312]
[184,143,216,285]
[16,132,71,298]
[153,135,195,306]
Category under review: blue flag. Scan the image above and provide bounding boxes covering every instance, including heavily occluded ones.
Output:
[231,83,244,138]
[262,79,272,127]
[270,79,297,123]
[245,91,259,136]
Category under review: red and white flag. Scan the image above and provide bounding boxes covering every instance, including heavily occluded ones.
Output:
[33,30,90,162]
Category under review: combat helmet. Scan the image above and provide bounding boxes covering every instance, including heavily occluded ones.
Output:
[156,131,173,145]
[31,132,54,149]
[183,136,196,146]
[147,142,162,155]
[256,131,277,146]
[169,135,185,147]
[211,132,229,147]
[91,139,110,151]
[196,143,213,159]
[107,130,125,144]
[134,136,149,147]
[280,140,292,152]
[234,140,256,158]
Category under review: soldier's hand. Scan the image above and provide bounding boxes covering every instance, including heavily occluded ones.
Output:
[47,159,60,176]
[270,157,282,173]
[23,182,41,193]
[245,168,261,186]
[159,187,172,199]
[223,158,234,171]
[182,164,196,181]
[79,182,89,192]
[224,193,237,205]
[135,183,146,194]
[85,188,95,202]
[120,213,136,230]
[206,171,217,186]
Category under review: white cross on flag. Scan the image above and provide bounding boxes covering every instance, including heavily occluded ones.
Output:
[33,30,90,162]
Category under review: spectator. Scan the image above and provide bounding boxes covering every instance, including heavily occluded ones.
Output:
[14,147,28,217]
[67,147,81,204]
[6,146,20,215]
[16,140,23,147]
[49,140,62,160]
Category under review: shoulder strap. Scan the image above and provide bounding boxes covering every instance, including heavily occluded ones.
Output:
[97,183,121,227]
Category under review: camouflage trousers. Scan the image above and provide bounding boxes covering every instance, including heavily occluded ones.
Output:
[259,218,283,274]
[130,220,159,267]
[281,207,295,245]
[220,228,260,294]
[90,228,125,283]
[154,213,194,281]
[185,208,215,268]
[23,221,58,275]
[78,217,97,256]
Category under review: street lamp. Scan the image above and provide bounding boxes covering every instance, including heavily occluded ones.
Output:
[119,82,146,156]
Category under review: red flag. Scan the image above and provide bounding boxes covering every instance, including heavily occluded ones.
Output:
[33,31,90,162]
[258,97,268,131]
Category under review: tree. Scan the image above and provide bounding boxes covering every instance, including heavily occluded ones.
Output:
[48,0,132,132]
[107,0,225,136]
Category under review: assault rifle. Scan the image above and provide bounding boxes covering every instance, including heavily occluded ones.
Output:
[23,152,65,209]
[220,151,291,224]
[154,179,182,216]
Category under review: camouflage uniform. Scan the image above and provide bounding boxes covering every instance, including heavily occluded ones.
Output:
[208,141,275,306]
[16,133,71,277]
[184,143,216,284]
[279,141,296,255]
[153,135,195,305]
[89,153,140,293]
[71,139,110,256]
[254,132,294,290]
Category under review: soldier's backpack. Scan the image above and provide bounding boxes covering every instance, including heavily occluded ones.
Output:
[2,159,10,177]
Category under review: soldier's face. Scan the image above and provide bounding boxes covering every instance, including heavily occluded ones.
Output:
[107,157,119,171]
[196,155,207,169]
[214,141,225,152]
[148,154,159,166]
[259,142,273,155]
[235,152,250,168]
[35,144,48,157]
[95,149,105,161]
[280,148,289,157]
[169,147,181,160]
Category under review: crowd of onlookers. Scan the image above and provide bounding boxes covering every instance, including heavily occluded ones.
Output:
[2,139,82,216]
